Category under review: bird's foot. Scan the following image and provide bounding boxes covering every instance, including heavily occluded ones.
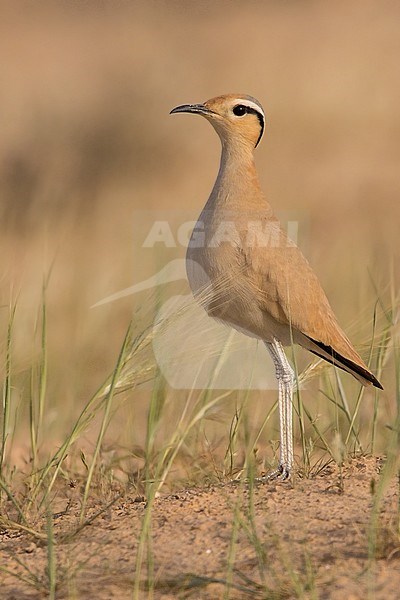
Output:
[256,464,291,483]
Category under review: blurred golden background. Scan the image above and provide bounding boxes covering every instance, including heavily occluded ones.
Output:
[1,1,399,460]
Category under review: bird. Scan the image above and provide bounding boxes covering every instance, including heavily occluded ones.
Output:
[170,93,382,480]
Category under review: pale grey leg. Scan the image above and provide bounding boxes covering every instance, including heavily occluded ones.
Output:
[264,338,294,479]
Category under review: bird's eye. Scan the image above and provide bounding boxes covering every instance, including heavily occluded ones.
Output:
[232,104,247,117]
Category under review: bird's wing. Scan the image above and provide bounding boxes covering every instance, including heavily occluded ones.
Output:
[241,220,366,368]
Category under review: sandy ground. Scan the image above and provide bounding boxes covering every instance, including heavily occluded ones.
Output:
[1,457,399,599]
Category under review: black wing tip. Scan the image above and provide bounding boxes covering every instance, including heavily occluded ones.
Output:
[307,337,383,390]
[370,375,384,390]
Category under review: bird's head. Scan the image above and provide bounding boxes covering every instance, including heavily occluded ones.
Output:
[170,94,265,150]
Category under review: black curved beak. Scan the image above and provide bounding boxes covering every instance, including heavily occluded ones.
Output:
[170,103,213,116]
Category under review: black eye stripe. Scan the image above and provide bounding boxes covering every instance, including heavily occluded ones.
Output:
[248,108,265,147]
[239,107,265,145]
[232,103,265,148]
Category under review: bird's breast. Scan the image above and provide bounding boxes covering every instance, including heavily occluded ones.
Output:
[186,214,258,323]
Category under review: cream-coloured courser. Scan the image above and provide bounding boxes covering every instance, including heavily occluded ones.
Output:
[171,93,382,479]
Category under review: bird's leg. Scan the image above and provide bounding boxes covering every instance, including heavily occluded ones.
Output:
[263,339,294,480]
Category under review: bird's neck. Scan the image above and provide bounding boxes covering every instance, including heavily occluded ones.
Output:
[206,141,270,214]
